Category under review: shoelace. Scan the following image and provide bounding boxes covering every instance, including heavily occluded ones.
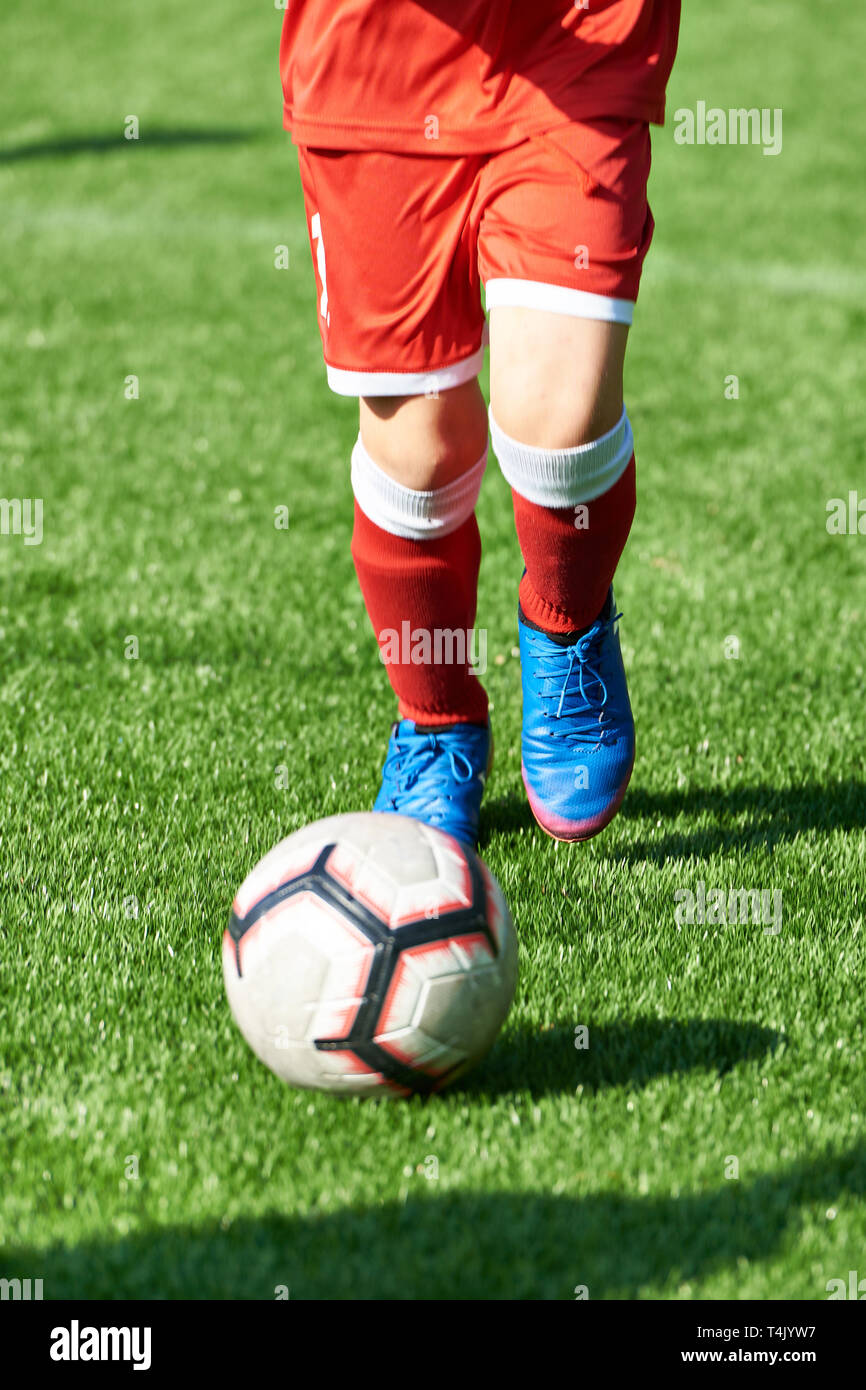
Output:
[387,734,475,796]
[528,609,623,748]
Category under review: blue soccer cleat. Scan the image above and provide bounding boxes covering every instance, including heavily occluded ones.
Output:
[373,719,492,848]
[519,589,634,841]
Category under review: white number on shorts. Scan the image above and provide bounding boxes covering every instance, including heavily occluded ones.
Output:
[310,212,330,325]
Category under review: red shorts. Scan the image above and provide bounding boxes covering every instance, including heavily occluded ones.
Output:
[297,119,654,397]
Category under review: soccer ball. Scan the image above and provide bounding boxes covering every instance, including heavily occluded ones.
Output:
[223,812,518,1097]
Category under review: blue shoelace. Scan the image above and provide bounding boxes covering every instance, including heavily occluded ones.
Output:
[526,609,623,748]
[385,732,475,796]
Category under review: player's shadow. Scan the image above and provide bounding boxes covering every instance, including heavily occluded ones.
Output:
[452,1016,783,1102]
[0,128,264,163]
[4,1143,864,1299]
[481,778,866,864]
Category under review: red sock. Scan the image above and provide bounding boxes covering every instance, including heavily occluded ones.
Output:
[512,455,636,634]
[351,502,489,727]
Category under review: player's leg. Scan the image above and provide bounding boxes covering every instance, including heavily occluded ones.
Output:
[296,145,491,844]
[490,309,634,640]
[479,119,653,840]
[354,383,488,731]
[489,309,635,841]
[352,382,493,846]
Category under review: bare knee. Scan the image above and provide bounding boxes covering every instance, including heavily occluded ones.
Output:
[489,308,629,448]
[359,379,488,490]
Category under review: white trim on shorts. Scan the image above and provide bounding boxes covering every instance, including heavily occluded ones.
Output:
[484,278,635,325]
[326,346,486,398]
[323,280,632,397]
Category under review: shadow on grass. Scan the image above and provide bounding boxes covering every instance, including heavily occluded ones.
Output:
[3,1144,863,1299]
[0,128,265,163]
[481,779,866,863]
[452,1016,783,1101]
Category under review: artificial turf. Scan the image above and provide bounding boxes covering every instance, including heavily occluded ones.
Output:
[1,0,864,1300]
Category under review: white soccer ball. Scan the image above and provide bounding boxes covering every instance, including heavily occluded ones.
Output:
[223,812,518,1097]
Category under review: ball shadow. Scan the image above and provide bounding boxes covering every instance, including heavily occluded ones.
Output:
[455,1015,783,1101]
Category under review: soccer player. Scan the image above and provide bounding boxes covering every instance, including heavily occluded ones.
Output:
[280,2,681,847]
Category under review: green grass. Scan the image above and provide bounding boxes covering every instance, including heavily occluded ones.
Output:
[1,0,864,1300]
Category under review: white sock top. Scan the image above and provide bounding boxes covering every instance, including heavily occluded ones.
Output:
[489,406,633,508]
[351,435,487,541]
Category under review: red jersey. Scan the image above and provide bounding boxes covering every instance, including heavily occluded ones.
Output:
[280,1,680,155]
